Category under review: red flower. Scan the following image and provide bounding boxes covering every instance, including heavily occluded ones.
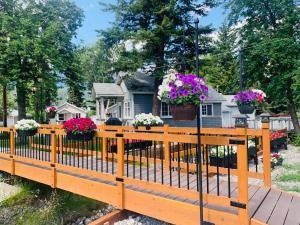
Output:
[63,118,96,134]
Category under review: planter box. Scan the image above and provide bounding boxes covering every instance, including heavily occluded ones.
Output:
[66,132,95,142]
[17,129,37,137]
[210,155,237,169]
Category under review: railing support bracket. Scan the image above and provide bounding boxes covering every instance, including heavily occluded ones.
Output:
[230,201,247,209]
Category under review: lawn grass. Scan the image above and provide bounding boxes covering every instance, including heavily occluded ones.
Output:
[275,163,300,192]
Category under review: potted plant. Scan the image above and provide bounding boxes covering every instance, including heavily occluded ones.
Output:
[132,113,163,130]
[15,119,40,137]
[271,153,284,168]
[46,106,57,119]
[158,72,209,121]
[63,118,97,141]
[233,89,266,114]
[209,146,237,169]
[270,131,287,152]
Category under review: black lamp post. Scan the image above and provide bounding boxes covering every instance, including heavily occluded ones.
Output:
[194,17,204,225]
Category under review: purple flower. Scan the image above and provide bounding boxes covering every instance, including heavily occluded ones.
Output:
[182,89,189,96]
[199,94,207,101]
[170,92,177,99]
[192,87,199,94]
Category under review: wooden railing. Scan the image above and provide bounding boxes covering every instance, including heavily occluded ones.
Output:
[0,122,271,225]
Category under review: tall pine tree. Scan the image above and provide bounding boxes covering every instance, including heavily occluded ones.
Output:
[100,0,218,115]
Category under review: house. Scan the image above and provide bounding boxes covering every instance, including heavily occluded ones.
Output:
[56,102,88,123]
[221,95,256,128]
[7,110,32,126]
[92,72,226,128]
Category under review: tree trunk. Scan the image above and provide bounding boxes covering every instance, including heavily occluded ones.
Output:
[2,84,8,127]
[286,80,300,134]
[16,82,27,120]
[152,78,161,116]
[287,100,300,134]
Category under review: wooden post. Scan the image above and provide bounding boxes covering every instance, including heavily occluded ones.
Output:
[261,114,271,187]
[51,130,57,188]
[116,128,125,209]
[236,136,249,225]
[235,115,249,225]
[10,129,15,175]
[163,125,170,171]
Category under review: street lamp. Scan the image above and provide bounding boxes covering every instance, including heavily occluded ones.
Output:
[194,17,204,225]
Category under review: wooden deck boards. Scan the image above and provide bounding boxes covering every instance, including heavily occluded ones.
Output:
[11,148,300,225]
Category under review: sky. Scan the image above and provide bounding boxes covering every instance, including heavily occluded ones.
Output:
[73,0,227,46]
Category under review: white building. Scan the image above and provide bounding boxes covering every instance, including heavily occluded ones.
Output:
[56,102,88,123]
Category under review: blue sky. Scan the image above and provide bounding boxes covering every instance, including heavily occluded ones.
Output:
[73,0,227,46]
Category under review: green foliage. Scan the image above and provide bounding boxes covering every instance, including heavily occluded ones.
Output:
[226,0,300,132]
[293,135,300,147]
[0,0,84,120]
[0,177,106,225]
[203,23,240,94]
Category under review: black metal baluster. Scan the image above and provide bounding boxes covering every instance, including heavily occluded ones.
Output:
[216,146,220,196]
[177,143,180,188]
[139,140,142,180]
[227,146,231,198]
[154,141,157,183]
[206,145,209,193]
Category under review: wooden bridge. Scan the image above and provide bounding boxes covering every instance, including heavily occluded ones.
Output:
[0,122,299,225]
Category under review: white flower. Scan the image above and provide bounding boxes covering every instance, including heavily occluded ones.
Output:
[252,89,266,98]
[175,80,183,87]
[133,113,163,126]
[15,119,40,131]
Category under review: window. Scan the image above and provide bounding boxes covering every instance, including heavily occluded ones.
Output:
[124,102,131,118]
[58,114,65,121]
[201,104,213,116]
[75,113,81,118]
[160,102,172,118]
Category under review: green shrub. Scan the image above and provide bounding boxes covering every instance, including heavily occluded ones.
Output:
[293,135,300,147]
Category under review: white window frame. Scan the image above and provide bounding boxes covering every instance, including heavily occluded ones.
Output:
[124,102,131,119]
[160,101,172,118]
[75,113,81,118]
[58,113,65,121]
[201,104,213,117]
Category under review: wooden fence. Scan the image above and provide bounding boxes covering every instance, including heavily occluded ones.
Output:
[0,123,272,225]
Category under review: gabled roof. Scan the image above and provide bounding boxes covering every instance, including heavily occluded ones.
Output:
[92,83,124,97]
[57,102,87,114]
[205,87,226,102]
[123,72,156,93]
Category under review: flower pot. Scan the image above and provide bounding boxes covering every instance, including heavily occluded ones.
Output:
[17,129,37,137]
[170,104,197,121]
[48,111,56,119]
[238,104,255,114]
[224,155,237,169]
[209,156,225,167]
[66,131,95,141]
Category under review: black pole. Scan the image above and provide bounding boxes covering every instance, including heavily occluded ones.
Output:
[239,49,245,91]
[194,17,204,225]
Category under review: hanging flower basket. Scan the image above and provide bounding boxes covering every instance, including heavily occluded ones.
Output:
[17,129,37,137]
[238,104,255,114]
[233,90,266,115]
[48,111,57,119]
[66,131,95,141]
[46,106,57,119]
[157,71,209,121]
[170,104,197,121]
[63,118,97,142]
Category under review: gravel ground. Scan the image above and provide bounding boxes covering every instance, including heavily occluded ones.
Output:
[0,181,20,203]
[66,205,115,225]
[271,144,300,194]
[114,214,170,225]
